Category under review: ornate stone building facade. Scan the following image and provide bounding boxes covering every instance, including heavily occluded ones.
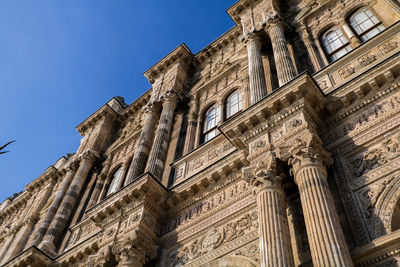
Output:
[2,0,400,266]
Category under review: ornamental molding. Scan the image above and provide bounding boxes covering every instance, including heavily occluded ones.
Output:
[162,194,256,247]
[166,211,258,266]
[323,82,400,150]
[162,180,253,237]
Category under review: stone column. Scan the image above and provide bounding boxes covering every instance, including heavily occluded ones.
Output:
[244,31,268,104]
[145,92,179,179]
[117,163,129,189]
[342,23,361,48]
[125,102,160,183]
[315,38,329,66]
[32,162,78,246]
[267,16,297,86]
[300,30,325,72]
[183,102,197,155]
[243,153,294,267]
[289,140,353,267]
[39,150,97,257]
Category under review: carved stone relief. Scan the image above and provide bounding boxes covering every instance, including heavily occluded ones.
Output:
[167,211,258,266]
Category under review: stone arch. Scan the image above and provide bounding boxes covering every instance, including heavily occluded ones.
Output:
[201,255,259,267]
[373,176,400,238]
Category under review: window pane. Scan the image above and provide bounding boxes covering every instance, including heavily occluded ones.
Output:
[226,91,242,118]
[322,28,350,61]
[350,8,385,41]
[204,106,219,132]
[107,168,123,196]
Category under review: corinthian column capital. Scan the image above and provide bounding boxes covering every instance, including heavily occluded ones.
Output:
[143,101,161,114]
[288,134,332,178]
[78,149,99,162]
[241,30,262,47]
[161,89,181,105]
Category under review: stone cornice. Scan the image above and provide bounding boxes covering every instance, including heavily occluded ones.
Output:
[226,0,257,25]
[86,173,168,225]
[25,166,58,193]
[219,72,326,146]
[76,100,122,136]
[144,44,193,84]
[121,89,151,120]
[1,246,53,267]
[352,229,400,266]
[193,26,242,66]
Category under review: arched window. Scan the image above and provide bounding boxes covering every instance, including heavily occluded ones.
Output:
[203,105,220,143]
[225,90,242,119]
[321,28,353,62]
[106,167,123,196]
[349,8,385,42]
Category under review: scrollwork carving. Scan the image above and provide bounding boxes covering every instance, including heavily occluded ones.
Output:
[350,134,400,177]
[168,211,258,265]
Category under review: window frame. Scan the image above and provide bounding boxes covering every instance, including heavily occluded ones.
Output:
[106,167,124,196]
[224,89,243,120]
[348,7,385,42]
[321,27,353,62]
[202,104,220,144]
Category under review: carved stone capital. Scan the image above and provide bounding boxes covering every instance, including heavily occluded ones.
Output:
[78,149,99,162]
[66,160,79,172]
[112,230,157,266]
[243,152,284,189]
[265,10,284,27]
[241,30,262,46]
[143,101,161,114]
[161,89,181,105]
[288,134,332,178]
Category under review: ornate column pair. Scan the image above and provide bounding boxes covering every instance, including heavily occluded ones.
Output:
[243,152,294,267]
[288,136,354,266]
[266,13,297,86]
[39,149,98,257]
[243,31,268,104]
[125,102,160,183]
[31,161,78,246]
[145,91,180,179]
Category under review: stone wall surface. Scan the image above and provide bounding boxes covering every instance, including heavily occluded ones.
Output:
[2,0,400,266]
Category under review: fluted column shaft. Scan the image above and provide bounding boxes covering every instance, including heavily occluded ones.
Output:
[39,151,97,256]
[245,33,268,104]
[268,20,297,86]
[183,101,197,155]
[126,104,159,183]
[257,185,294,267]
[145,95,178,179]
[291,148,353,267]
[303,35,324,72]
[32,164,77,246]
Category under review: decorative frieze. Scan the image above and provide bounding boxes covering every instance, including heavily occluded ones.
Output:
[167,211,258,266]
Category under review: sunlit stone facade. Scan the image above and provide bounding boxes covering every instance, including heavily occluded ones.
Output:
[2,0,400,266]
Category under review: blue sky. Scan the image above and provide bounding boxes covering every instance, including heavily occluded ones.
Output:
[0,0,237,201]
